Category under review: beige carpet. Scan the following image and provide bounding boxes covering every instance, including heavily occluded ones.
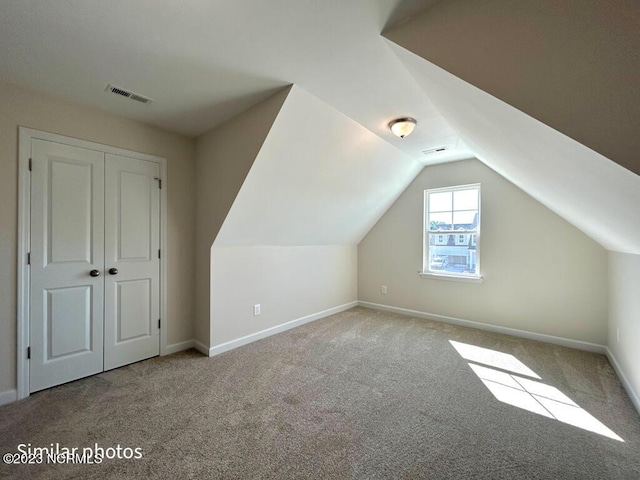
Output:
[1,306,639,479]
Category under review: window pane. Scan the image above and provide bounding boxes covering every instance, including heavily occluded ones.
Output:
[453,210,478,227]
[428,234,478,275]
[429,212,452,230]
[429,191,452,212]
[453,189,478,211]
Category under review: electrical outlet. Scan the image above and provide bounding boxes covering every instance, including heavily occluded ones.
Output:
[253,304,261,316]
[381,285,387,294]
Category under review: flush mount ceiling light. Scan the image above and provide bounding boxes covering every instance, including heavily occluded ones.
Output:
[389,117,417,138]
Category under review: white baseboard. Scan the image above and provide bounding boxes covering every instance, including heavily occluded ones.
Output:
[194,341,210,356]
[207,301,359,357]
[358,301,607,354]
[605,347,640,416]
[0,389,18,407]
[164,340,195,355]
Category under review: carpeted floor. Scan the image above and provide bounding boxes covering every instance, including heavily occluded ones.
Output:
[1,306,639,479]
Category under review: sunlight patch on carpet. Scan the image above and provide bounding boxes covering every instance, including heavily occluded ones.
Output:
[449,340,540,378]
[450,340,623,442]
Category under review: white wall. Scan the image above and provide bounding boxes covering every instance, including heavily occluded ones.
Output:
[208,86,420,350]
[0,80,196,397]
[359,159,608,344]
[195,88,290,350]
[385,40,640,255]
[211,246,357,347]
[608,252,640,411]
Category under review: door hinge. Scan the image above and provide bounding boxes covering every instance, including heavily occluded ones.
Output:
[27,346,31,359]
[158,249,161,259]
[154,177,162,189]
[28,158,32,171]
[27,252,31,265]
[158,319,161,329]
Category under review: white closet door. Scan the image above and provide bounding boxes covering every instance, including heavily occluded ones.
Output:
[29,139,105,392]
[103,154,160,370]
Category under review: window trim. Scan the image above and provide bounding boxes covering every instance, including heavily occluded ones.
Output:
[422,183,482,282]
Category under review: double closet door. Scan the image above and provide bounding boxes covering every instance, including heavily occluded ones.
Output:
[29,138,161,393]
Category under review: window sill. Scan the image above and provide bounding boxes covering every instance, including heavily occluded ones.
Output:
[419,272,484,284]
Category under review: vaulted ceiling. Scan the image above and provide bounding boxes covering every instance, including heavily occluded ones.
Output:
[1,1,639,253]
[214,85,422,247]
[383,0,640,254]
[384,0,640,177]
[0,0,469,162]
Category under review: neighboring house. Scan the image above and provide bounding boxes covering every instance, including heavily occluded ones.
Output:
[429,214,478,271]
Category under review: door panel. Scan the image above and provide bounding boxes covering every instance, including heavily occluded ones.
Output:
[117,279,152,341]
[104,154,160,370]
[47,285,93,358]
[49,161,94,264]
[30,139,105,392]
[119,171,153,260]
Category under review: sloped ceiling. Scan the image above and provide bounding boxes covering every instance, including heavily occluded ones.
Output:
[384,41,640,254]
[383,0,640,177]
[0,0,472,161]
[3,1,638,254]
[196,86,291,249]
[214,85,423,246]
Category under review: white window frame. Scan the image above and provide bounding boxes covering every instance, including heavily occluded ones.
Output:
[421,183,483,283]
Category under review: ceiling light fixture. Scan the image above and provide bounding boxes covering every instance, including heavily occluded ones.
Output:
[389,117,417,138]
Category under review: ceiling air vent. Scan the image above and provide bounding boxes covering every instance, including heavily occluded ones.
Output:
[105,84,153,104]
[422,146,448,155]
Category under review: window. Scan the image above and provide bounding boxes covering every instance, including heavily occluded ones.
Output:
[423,184,480,279]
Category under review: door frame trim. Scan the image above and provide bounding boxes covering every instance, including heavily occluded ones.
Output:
[17,127,169,400]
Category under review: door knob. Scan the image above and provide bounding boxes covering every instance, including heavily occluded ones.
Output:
[108,268,119,275]
[90,269,101,277]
